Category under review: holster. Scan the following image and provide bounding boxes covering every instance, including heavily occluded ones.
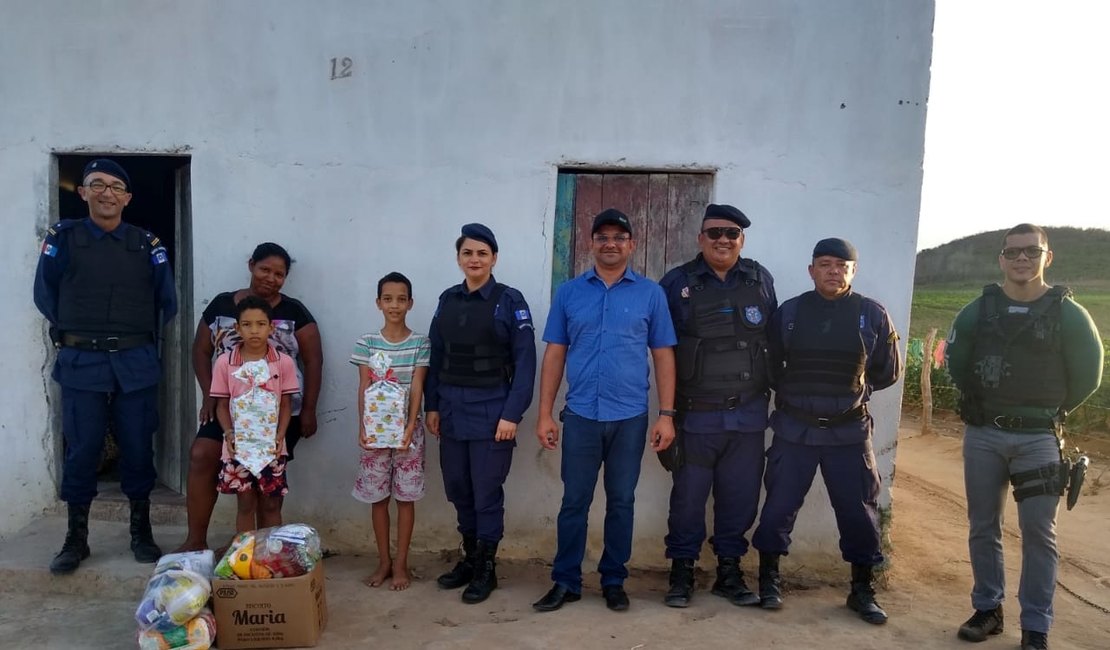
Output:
[1010,461,1069,503]
[1066,455,1089,511]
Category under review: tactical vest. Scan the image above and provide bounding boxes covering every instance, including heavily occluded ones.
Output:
[779,292,866,398]
[56,222,157,335]
[965,284,1069,409]
[675,259,770,405]
[437,284,511,388]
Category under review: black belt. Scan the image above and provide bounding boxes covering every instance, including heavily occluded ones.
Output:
[679,394,759,412]
[778,401,868,429]
[60,333,153,352]
[986,414,1058,431]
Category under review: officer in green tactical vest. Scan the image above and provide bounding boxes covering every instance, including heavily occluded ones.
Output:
[945,223,1103,650]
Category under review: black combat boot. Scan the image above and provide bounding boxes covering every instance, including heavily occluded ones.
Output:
[1019,629,1048,650]
[437,535,477,589]
[663,558,696,608]
[846,564,888,625]
[758,552,783,610]
[130,499,162,563]
[714,556,760,606]
[957,605,1003,641]
[461,540,498,604]
[50,503,91,575]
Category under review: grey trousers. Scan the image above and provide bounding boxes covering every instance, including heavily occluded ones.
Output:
[963,424,1061,634]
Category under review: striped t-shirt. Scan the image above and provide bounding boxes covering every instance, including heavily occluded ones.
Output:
[350,330,431,387]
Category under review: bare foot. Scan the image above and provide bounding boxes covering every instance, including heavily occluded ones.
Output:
[171,540,209,554]
[363,562,392,588]
[390,561,412,591]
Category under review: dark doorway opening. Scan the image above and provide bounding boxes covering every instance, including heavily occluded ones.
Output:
[53,153,194,498]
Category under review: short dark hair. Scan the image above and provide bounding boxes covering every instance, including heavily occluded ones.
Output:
[236,294,274,321]
[250,242,293,272]
[377,271,413,299]
[1002,223,1049,248]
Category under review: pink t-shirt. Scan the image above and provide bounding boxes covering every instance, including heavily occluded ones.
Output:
[211,344,299,459]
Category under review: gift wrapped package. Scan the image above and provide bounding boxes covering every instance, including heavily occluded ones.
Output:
[360,351,408,449]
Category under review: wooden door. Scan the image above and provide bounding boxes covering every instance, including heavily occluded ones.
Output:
[552,171,713,293]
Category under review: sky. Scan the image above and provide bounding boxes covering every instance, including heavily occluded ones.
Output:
[917,0,1109,250]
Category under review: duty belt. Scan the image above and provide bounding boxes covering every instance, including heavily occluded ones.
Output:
[986,414,1058,431]
[679,394,757,412]
[60,333,153,352]
[777,401,868,429]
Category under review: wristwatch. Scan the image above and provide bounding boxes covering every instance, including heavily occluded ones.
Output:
[658,409,677,417]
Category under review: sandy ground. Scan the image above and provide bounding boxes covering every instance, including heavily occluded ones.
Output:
[2,421,1107,649]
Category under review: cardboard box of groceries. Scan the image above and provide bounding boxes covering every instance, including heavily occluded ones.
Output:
[211,561,327,649]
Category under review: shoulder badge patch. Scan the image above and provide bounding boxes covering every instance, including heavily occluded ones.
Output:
[41,241,58,257]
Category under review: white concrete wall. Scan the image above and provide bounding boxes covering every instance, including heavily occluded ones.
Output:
[0,0,932,569]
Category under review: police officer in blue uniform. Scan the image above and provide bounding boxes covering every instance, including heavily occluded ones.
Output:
[34,159,178,574]
[751,238,900,624]
[657,204,777,608]
[424,223,536,604]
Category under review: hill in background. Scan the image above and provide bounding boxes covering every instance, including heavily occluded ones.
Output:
[915,226,1110,290]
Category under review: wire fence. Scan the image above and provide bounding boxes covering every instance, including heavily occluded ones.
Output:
[904,337,1110,436]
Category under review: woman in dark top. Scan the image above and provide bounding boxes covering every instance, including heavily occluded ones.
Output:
[174,242,323,552]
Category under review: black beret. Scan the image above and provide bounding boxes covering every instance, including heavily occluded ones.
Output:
[591,208,633,235]
[703,204,750,229]
[82,158,131,189]
[812,237,858,261]
[460,223,498,253]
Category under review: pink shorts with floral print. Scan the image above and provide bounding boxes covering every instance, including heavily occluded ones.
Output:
[352,421,425,503]
[218,456,289,497]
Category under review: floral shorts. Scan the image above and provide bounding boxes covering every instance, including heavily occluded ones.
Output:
[352,422,425,503]
[219,456,289,497]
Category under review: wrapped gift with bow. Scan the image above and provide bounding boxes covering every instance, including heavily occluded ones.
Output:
[231,358,280,476]
[360,351,408,449]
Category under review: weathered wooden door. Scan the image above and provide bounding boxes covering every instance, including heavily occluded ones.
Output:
[552,171,713,291]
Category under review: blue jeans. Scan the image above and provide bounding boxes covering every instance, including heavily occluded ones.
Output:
[963,425,1061,634]
[551,410,648,592]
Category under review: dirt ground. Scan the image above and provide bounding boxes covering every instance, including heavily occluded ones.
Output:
[2,419,1107,649]
[280,421,1110,649]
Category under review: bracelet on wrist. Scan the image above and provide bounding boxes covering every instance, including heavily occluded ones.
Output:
[658,409,677,417]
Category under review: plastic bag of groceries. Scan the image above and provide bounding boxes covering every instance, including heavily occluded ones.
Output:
[137,608,216,650]
[214,523,322,580]
[134,568,212,632]
[360,351,408,449]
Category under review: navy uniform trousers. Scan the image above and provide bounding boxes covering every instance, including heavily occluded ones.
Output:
[752,436,883,565]
[58,354,161,506]
[665,429,766,559]
[437,385,514,543]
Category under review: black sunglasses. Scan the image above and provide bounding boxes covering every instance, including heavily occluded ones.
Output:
[702,227,743,241]
[1000,246,1046,260]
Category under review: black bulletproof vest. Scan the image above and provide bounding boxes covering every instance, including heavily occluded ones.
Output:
[779,292,866,397]
[437,284,511,388]
[675,260,770,402]
[967,284,1069,409]
[56,223,157,335]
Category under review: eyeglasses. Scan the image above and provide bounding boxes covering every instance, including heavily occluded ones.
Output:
[702,227,743,240]
[85,180,129,196]
[592,234,631,244]
[1000,246,1046,260]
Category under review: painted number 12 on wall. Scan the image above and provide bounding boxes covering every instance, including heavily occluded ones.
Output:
[330,57,353,80]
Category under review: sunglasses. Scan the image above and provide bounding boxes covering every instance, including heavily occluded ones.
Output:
[1000,246,1046,260]
[702,227,743,241]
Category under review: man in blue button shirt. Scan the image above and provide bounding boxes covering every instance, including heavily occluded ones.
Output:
[657,204,778,608]
[532,208,678,613]
[34,159,178,574]
[751,238,901,624]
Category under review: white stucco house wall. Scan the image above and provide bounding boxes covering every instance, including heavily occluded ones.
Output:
[0,0,933,570]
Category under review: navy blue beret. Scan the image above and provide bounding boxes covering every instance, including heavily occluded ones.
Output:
[592,208,633,235]
[460,223,498,253]
[82,158,131,189]
[703,204,751,229]
[812,237,858,261]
